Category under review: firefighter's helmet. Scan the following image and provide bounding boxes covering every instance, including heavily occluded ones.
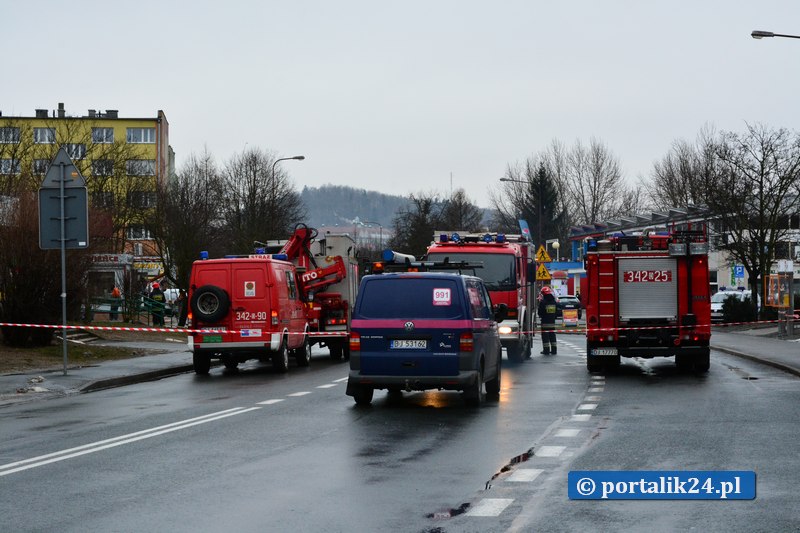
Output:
[152,282,160,289]
[540,285,552,295]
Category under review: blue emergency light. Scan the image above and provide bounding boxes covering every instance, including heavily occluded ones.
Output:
[272,253,289,261]
[482,233,492,243]
[439,234,449,243]
[200,251,209,260]
[451,232,461,242]
[496,233,506,243]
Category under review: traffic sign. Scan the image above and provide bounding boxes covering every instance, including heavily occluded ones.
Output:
[536,245,552,263]
[536,263,551,281]
[38,148,88,250]
[734,265,745,278]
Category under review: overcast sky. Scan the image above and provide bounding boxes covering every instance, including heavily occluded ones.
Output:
[4,1,799,207]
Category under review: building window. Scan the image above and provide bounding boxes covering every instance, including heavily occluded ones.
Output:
[92,159,114,176]
[126,159,156,176]
[127,191,157,208]
[33,128,56,144]
[92,192,114,209]
[92,127,114,144]
[32,159,50,175]
[0,159,21,175]
[126,128,156,144]
[126,225,152,240]
[65,143,87,160]
[0,127,20,144]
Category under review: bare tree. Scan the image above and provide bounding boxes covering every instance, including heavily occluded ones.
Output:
[705,123,800,312]
[220,147,306,253]
[438,188,485,232]
[387,191,441,258]
[647,126,716,210]
[565,137,631,224]
[150,149,226,289]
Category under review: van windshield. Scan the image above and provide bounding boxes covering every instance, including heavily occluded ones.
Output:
[426,252,515,291]
[711,291,747,303]
[357,278,464,319]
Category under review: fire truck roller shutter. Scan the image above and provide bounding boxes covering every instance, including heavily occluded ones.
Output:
[190,285,231,323]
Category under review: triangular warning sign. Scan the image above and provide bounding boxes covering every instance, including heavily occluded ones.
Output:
[535,245,552,263]
[536,263,551,281]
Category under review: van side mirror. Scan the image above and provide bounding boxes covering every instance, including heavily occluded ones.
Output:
[494,303,508,322]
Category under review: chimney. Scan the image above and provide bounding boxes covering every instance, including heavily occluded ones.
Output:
[57,102,65,118]
[105,109,118,119]
[35,109,48,118]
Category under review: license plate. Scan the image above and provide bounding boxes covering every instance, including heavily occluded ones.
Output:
[202,335,222,343]
[390,339,427,349]
[591,348,618,356]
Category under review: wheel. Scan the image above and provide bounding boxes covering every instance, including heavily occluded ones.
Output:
[353,387,374,405]
[193,350,211,375]
[486,358,501,400]
[272,340,289,373]
[190,285,230,323]
[464,365,484,407]
[695,348,710,373]
[586,341,602,373]
[506,340,525,363]
[293,336,312,367]
[329,342,343,360]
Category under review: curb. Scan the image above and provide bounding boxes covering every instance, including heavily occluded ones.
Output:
[712,346,800,378]
[79,365,195,393]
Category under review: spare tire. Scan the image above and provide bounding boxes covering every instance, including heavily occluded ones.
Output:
[190,285,231,323]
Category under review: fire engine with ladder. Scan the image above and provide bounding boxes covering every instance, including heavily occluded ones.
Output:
[583,225,711,373]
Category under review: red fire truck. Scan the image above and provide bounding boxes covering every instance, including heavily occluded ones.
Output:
[583,228,711,373]
[188,224,358,374]
[426,231,535,362]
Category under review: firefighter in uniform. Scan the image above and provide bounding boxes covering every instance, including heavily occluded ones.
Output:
[538,285,558,355]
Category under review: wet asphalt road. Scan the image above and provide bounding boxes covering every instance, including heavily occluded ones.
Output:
[1,340,798,532]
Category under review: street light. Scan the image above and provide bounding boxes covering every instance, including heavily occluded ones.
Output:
[546,239,560,261]
[359,220,384,250]
[271,155,305,178]
[751,30,800,40]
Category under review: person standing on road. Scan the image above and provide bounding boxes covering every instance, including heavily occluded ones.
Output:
[176,289,189,327]
[538,285,558,355]
[149,282,166,327]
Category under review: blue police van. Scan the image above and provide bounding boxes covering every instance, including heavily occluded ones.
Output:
[345,271,505,406]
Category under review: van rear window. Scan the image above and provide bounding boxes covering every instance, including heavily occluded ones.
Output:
[357,278,464,319]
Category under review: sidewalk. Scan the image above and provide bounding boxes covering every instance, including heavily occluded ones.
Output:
[1,328,797,407]
[0,340,194,407]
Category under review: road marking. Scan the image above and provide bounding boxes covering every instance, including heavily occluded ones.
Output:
[465,498,513,517]
[316,384,338,389]
[578,403,598,410]
[572,414,592,421]
[554,428,581,437]
[507,468,543,482]
[288,391,311,397]
[586,396,602,401]
[0,407,260,477]
[536,446,566,457]
[333,377,348,382]
[588,387,604,393]
[257,399,284,405]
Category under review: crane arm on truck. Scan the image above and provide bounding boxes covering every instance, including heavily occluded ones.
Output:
[278,223,318,271]
[298,256,347,296]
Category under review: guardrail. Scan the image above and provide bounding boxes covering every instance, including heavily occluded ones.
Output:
[87,296,175,326]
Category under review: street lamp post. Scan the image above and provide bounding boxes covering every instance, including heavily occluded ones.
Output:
[359,220,383,250]
[751,30,800,40]
[270,155,305,225]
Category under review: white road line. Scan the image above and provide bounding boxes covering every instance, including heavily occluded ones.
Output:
[288,391,311,397]
[316,384,338,389]
[536,446,566,457]
[257,399,285,405]
[572,414,592,421]
[466,498,513,517]
[0,407,261,477]
[554,428,581,437]
[333,377,348,382]
[507,468,543,482]
[578,403,598,410]
[588,387,604,393]
[586,396,602,401]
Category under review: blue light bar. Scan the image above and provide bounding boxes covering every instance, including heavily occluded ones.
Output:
[496,233,506,243]
[451,232,461,242]
[439,234,449,243]
[272,253,289,261]
[255,247,266,254]
[482,233,492,243]
[200,250,209,260]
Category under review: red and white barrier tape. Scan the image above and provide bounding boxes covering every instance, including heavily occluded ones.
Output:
[0,322,348,337]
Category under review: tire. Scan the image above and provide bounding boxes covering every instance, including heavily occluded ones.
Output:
[464,364,484,407]
[293,336,312,367]
[506,340,525,363]
[193,350,211,375]
[486,358,501,400]
[329,342,343,360]
[353,387,374,405]
[586,341,602,373]
[272,340,289,373]
[695,348,710,373]
[190,285,230,323]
